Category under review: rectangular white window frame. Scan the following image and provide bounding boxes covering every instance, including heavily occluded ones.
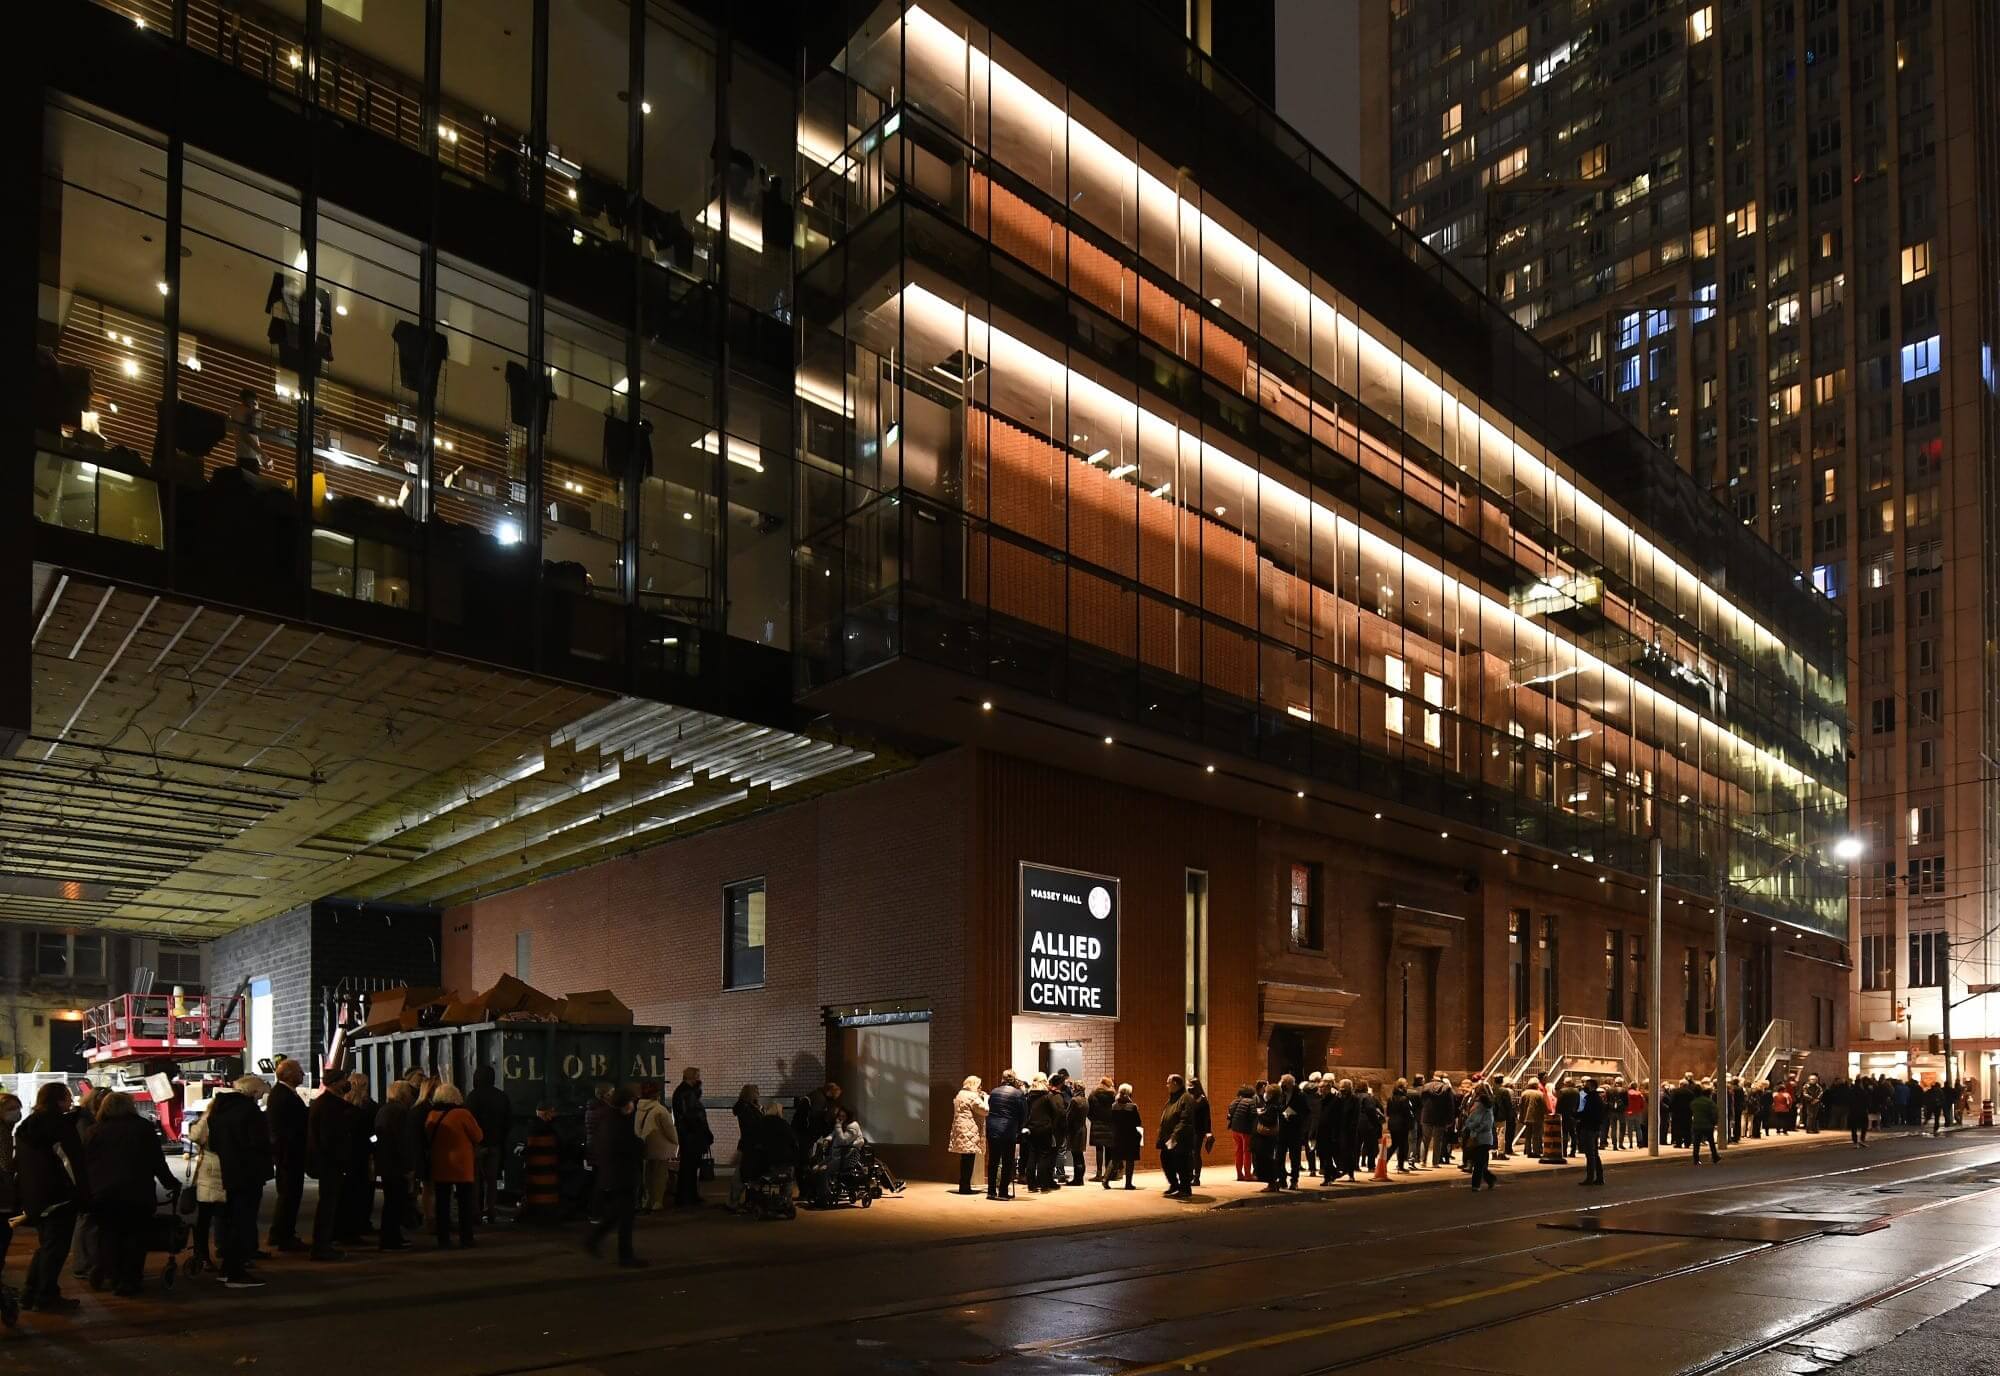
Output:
[1384,655,1407,736]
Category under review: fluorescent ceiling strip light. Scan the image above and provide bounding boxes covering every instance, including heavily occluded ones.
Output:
[698,201,764,253]
[693,430,766,473]
[901,5,1803,672]
[900,281,1823,794]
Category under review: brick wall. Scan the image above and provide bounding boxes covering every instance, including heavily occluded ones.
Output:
[444,753,972,1176]
[207,905,312,1077]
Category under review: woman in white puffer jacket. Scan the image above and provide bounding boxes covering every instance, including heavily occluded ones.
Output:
[186,1090,231,1275]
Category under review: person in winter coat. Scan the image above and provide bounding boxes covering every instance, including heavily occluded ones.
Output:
[1519,1076,1549,1159]
[81,1092,178,1296]
[1064,1081,1090,1186]
[1491,1078,1517,1159]
[1086,1077,1117,1181]
[1103,1085,1142,1188]
[742,1100,799,1188]
[17,1082,88,1314]
[670,1068,712,1208]
[1418,1075,1455,1167]
[465,1066,513,1225]
[1689,1082,1720,1163]
[265,1059,309,1252]
[373,1081,416,1252]
[303,1070,354,1261]
[1463,1083,1498,1189]
[425,1084,485,1248]
[1157,1075,1193,1198]
[1356,1081,1385,1173]
[948,1076,989,1195]
[1627,1080,1649,1149]
[584,1087,644,1266]
[634,1081,678,1212]
[1575,1078,1606,1184]
[0,1091,19,1316]
[1386,1080,1417,1172]
[728,1086,762,1211]
[186,1090,228,1276]
[338,1074,378,1244]
[1183,1079,1214,1186]
[204,1076,272,1286]
[984,1071,1026,1200]
[1021,1076,1062,1193]
[1252,1084,1285,1189]
[1275,1074,1307,1188]
[1225,1085,1257,1180]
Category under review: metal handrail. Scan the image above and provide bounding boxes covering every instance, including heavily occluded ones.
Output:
[1503,1016,1652,1088]
[1479,1019,1532,1082]
[1739,1017,1799,1087]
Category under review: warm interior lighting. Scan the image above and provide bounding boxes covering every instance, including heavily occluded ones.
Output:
[691,431,765,472]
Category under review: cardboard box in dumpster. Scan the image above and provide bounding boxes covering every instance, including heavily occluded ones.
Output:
[559,989,633,1025]
[364,986,448,1034]
[439,992,489,1025]
[478,973,562,1019]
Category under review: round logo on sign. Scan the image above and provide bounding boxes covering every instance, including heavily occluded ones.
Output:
[1087,886,1112,920]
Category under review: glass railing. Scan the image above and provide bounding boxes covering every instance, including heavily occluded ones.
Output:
[33,448,164,549]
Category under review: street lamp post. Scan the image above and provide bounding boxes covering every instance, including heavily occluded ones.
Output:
[1715,853,1729,1154]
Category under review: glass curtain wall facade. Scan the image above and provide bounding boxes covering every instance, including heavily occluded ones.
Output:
[37,0,795,683]
[796,0,1850,934]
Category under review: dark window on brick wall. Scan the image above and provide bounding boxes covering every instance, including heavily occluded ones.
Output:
[724,878,766,990]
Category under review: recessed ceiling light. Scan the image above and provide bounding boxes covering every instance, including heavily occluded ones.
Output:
[1373,812,1382,820]
[980,700,992,711]
[1205,764,1216,774]
[1102,736,1113,745]
[1295,790,1305,798]
[1439,830,1449,839]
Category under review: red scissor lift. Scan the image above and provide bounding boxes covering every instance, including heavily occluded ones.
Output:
[81,990,248,1140]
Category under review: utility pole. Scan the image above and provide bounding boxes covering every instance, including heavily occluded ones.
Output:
[1715,852,1729,1153]
[1940,932,1952,1111]
[1649,834,1664,1158]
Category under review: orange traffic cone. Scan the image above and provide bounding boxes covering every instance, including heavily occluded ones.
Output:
[1983,1098,1993,1127]
[1375,1128,1391,1180]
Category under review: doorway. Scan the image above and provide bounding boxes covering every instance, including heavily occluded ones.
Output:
[48,1018,87,1074]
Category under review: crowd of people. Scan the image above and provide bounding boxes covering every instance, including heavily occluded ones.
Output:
[2,1054,1985,1319]
[945,1065,1988,1205]
[0,1058,917,1318]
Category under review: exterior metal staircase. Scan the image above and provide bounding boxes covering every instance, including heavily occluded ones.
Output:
[1495,1016,1652,1088]
[1734,1017,1803,1087]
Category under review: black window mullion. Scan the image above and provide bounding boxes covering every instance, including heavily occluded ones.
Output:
[296,0,325,603]
[526,0,551,649]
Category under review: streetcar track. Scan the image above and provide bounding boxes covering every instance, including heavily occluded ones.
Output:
[1281,1176,2000,1376]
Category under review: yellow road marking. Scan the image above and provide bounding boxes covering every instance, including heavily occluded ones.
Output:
[1115,1240,1687,1375]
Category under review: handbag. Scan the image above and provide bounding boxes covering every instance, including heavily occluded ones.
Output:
[1253,1119,1278,1138]
[698,1151,716,1182]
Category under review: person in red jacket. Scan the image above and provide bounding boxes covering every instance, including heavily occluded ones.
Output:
[424,1085,485,1249]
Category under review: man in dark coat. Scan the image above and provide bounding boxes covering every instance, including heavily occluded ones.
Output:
[670,1067,712,1207]
[1668,1075,1696,1149]
[266,1059,309,1252]
[372,1082,416,1251]
[466,1065,513,1223]
[584,1088,644,1266]
[984,1073,1026,1199]
[1418,1075,1455,1167]
[206,1076,274,1285]
[1492,1078,1518,1159]
[1276,1075,1306,1188]
[1064,1081,1090,1186]
[1157,1075,1193,1198]
[304,1070,352,1261]
[16,1084,89,1313]
[1575,1077,1607,1185]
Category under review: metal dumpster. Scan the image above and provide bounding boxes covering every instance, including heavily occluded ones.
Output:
[349,1020,671,1200]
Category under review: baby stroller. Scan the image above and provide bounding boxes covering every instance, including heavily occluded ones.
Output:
[739,1167,797,1221]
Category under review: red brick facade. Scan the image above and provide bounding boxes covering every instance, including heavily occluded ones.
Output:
[444,746,1851,1178]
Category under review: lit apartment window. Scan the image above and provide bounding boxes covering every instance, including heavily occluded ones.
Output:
[1384,655,1407,736]
[1689,5,1714,42]
[1693,225,1715,258]
[1485,145,1528,186]
[1900,335,1941,381]
[1579,143,1606,178]
[1820,468,1837,504]
[1901,241,1933,283]
[1728,202,1758,236]
[1813,369,1844,404]
[1441,103,1461,139]
[1422,671,1445,749]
